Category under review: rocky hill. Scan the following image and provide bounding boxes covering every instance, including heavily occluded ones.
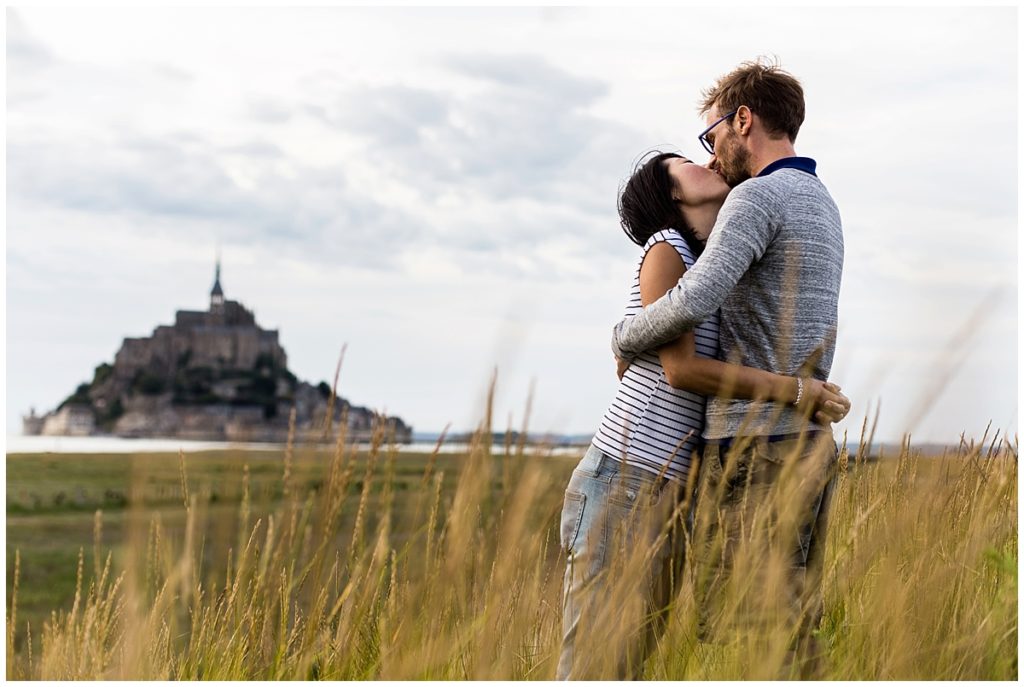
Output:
[22,261,411,444]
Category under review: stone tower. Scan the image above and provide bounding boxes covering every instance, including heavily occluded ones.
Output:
[210,253,224,313]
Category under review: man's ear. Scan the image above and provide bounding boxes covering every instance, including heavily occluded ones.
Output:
[735,105,753,136]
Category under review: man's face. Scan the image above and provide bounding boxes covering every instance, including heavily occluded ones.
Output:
[705,106,751,187]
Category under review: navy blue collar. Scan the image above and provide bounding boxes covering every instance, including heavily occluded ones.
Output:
[756,156,817,178]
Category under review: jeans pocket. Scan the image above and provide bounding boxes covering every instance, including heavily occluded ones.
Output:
[608,473,661,511]
[560,490,587,554]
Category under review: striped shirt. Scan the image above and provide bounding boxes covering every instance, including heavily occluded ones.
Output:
[591,230,719,484]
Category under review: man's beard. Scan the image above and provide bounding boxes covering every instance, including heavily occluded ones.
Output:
[719,143,752,187]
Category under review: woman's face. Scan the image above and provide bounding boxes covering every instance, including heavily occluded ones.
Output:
[665,157,731,239]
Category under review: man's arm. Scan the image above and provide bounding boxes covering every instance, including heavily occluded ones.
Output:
[610,181,779,359]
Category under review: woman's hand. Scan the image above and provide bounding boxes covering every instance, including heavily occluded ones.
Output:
[801,379,851,425]
[616,356,630,381]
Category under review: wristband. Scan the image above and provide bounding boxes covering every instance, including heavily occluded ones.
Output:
[794,377,804,407]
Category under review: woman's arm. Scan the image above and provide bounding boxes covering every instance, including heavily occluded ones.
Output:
[612,183,776,359]
[638,242,849,419]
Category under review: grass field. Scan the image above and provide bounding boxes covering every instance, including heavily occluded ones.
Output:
[5,416,1018,680]
[5,446,496,640]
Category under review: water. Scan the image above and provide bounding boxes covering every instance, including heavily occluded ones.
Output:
[5,435,280,454]
[5,435,588,457]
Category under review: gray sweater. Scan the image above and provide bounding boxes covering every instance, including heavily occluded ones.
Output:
[611,166,843,440]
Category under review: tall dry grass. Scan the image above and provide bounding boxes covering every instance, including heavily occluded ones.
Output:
[4,384,1017,680]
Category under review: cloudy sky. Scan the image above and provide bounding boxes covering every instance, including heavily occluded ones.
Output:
[6,6,1018,445]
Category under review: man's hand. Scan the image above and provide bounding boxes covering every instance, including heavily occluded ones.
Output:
[616,356,631,381]
[802,379,851,424]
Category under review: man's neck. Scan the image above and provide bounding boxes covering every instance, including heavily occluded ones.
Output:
[748,140,798,178]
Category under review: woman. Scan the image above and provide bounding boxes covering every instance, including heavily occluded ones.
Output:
[556,151,849,680]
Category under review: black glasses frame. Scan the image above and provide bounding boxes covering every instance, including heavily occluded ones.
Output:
[698,110,737,155]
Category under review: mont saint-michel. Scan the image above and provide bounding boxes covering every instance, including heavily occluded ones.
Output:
[22,261,412,443]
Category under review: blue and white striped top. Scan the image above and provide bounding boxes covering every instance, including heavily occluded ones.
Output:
[591,230,720,484]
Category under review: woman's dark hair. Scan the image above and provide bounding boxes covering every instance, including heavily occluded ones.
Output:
[617,150,703,255]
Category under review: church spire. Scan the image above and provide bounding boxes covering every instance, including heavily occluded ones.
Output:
[210,249,224,312]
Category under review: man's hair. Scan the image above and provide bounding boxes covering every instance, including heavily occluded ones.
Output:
[699,58,805,142]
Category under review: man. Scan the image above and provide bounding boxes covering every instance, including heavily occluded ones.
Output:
[611,59,844,677]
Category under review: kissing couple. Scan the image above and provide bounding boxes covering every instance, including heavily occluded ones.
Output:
[557,58,847,680]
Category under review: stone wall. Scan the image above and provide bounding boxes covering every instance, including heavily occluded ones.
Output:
[115,338,153,370]
[41,405,96,436]
[116,305,285,375]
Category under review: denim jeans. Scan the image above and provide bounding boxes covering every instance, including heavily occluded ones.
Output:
[556,446,687,680]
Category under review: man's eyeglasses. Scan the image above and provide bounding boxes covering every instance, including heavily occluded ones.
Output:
[698,110,737,155]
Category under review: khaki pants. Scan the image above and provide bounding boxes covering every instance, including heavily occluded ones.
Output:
[692,432,837,679]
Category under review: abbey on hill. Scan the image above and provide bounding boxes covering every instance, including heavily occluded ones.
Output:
[22,260,411,443]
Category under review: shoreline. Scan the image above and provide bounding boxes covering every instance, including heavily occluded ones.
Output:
[4,434,591,456]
